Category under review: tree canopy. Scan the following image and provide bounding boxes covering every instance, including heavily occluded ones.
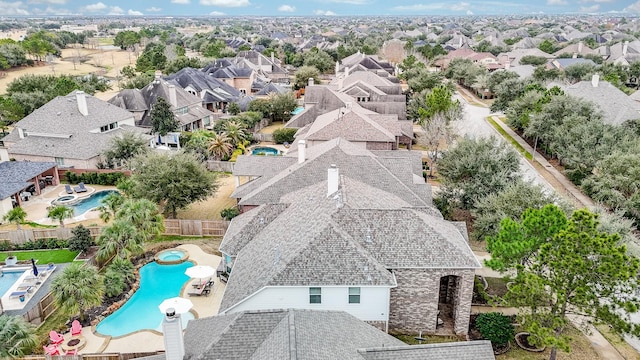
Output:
[150,97,179,136]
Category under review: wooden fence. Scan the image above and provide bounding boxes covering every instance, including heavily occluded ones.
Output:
[19,291,57,324]
[0,220,228,245]
[206,160,235,172]
[252,133,274,142]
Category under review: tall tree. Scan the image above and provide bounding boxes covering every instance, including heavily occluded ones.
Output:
[96,219,144,262]
[0,315,37,358]
[418,85,462,125]
[115,199,164,242]
[3,207,26,230]
[208,133,234,161]
[150,97,179,136]
[47,205,74,228]
[294,65,320,89]
[51,263,105,322]
[97,192,125,223]
[129,152,219,218]
[103,132,149,169]
[505,209,640,360]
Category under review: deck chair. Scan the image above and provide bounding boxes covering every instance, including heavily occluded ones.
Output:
[188,284,207,297]
[65,349,78,355]
[65,184,74,194]
[71,320,82,336]
[43,344,60,356]
[73,182,87,193]
[49,330,64,345]
[9,290,27,299]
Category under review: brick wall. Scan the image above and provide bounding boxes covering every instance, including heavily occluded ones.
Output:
[388,268,474,335]
[365,320,387,332]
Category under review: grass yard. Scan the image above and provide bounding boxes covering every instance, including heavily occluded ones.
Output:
[487,117,533,161]
[393,334,464,345]
[498,325,600,359]
[595,324,640,360]
[258,122,285,134]
[1,249,79,263]
[177,174,237,220]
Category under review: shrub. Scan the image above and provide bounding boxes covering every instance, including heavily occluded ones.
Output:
[220,207,240,221]
[16,238,68,250]
[476,312,515,346]
[0,240,13,251]
[227,103,240,115]
[68,225,93,253]
[229,148,244,162]
[272,128,297,144]
[103,269,126,298]
[107,257,136,284]
[65,171,126,185]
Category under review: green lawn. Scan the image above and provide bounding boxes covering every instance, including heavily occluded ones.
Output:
[487,118,533,161]
[2,249,79,264]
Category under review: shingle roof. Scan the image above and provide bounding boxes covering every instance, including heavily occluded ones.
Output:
[165,67,240,102]
[0,161,56,199]
[299,107,397,143]
[182,309,405,360]
[358,341,495,360]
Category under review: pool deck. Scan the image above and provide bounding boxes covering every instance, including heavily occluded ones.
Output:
[78,244,224,354]
[0,264,58,311]
[19,184,115,226]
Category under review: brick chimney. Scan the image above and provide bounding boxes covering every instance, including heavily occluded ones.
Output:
[76,91,88,116]
[168,85,178,108]
[591,74,600,88]
[162,310,184,360]
[327,164,339,197]
[298,140,306,164]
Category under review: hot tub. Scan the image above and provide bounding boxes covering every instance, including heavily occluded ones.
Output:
[154,249,189,265]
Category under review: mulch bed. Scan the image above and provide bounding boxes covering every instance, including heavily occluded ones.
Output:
[75,246,98,260]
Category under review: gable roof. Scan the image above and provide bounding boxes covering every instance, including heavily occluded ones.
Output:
[165,67,240,102]
[0,161,56,199]
[296,107,398,143]
[358,341,495,360]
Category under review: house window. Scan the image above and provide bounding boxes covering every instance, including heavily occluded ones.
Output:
[55,157,65,166]
[176,107,188,115]
[100,125,108,132]
[349,287,360,304]
[309,287,321,304]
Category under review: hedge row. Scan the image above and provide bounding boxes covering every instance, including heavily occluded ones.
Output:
[65,171,126,185]
[0,238,69,251]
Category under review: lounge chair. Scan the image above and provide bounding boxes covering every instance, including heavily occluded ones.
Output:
[188,284,208,297]
[43,344,60,356]
[16,283,33,291]
[38,263,56,277]
[65,349,78,355]
[65,184,73,194]
[71,320,82,336]
[73,182,87,193]
[9,290,27,299]
[49,330,64,345]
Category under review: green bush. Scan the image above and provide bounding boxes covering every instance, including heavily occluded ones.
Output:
[0,240,12,251]
[229,148,244,162]
[65,171,126,185]
[108,257,136,284]
[68,225,94,253]
[16,238,68,250]
[476,312,515,346]
[220,207,240,221]
[103,269,126,298]
[272,128,297,144]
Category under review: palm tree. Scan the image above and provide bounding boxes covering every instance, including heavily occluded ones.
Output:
[208,133,234,160]
[96,220,144,262]
[3,207,27,230]
[98,192,124,223]
[0,315,37,358]
[185,129,214,161]
[50,263,104,323]
[47,205,74,228]
[223,120,248,147]
[115,199,164,242]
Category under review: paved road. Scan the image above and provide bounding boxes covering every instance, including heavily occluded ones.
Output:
[451,93,554,193]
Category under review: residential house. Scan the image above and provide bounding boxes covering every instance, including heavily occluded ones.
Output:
[553,41,596,57]
[551,75,640,126]
[0,161,59,220]
[497,48,556,66]
[595,40,640,66]
[151,309,495,360]
[337,51,395,78]
[203,61,256,96]
[547,57,596,71]
[434,47,503,71]
[1,91,147,169]
[221,139,480,335]
[165,67,240,116]
[332,70,407,120]
[108,75,215,132]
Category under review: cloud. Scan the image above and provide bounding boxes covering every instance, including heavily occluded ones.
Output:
[84,2,106,11]
[171,0,190,3]
[146,6,161,11]
[209,10,225,15]
[128,9,143,15]
[32,5,73,14]
[199,0,250,6]
[278,4,295,12]
[546,0,568,4]
[108,5,123,14]
[625,1,640,12]
[28,0,66,4]
[579,4,599,11]
[314,9,337,15]
[392,2,471,12]
[466,9,474,14]
[323,0,368,3]
[580,0,613,2]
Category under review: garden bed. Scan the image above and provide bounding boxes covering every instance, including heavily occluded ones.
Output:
[472,276,509,305]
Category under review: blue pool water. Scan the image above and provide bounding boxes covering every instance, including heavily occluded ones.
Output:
[96,261,195,337]
[252,147,279,156]
[68,190,119,216]
[0,269,26,297]
[291,107,304,115]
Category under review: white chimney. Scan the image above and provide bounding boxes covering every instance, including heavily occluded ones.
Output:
[298,140,306,164]
[578,41,584,54]
[271,52,275,64]
[572,52,578,59]
[623,41,629,56]
[327,164,339,197]
[335,61,339,76]
[591,74,600,88]
[168,85,178,108]
[17,127,24,139]
[308,77,314,86]
[76,91,88,116]
[345,66,350,77]
[162,310,184,360]
[258,54,262,68]
[154,70,162,82]
[505,61,511,70]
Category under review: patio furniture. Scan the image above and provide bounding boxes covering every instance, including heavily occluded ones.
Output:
[43,344,60,356]
[74,182,87,193]
[44,176,53,185]
[9,290,27,299]
[188,284,208,297]
[16,283,33,291]
[65,184,74,194]
[49,330,65,345]
[65,349,78,355]
[71,320,82,336]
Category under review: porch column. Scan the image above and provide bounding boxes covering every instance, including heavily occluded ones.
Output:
[53,169,60,186]
[33,177,42,195]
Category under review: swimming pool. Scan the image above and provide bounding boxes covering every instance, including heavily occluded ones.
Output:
[0,268,26,297]
[291,107,304,115]
[95,261,195,337]
[66,190,120,216]
[252,147,279,156]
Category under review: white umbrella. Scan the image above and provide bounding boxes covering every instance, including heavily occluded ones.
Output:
[158,297,193,314]
[185,265,216,280]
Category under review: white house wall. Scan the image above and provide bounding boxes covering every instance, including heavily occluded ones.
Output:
[0,197,13,223]
[226,286,390,322]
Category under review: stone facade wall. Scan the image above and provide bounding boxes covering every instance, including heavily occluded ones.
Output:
[365,320,388,332]
[366,141,395,151]
[388,268,474,335]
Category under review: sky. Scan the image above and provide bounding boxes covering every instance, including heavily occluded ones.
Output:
[4,0,640,17]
